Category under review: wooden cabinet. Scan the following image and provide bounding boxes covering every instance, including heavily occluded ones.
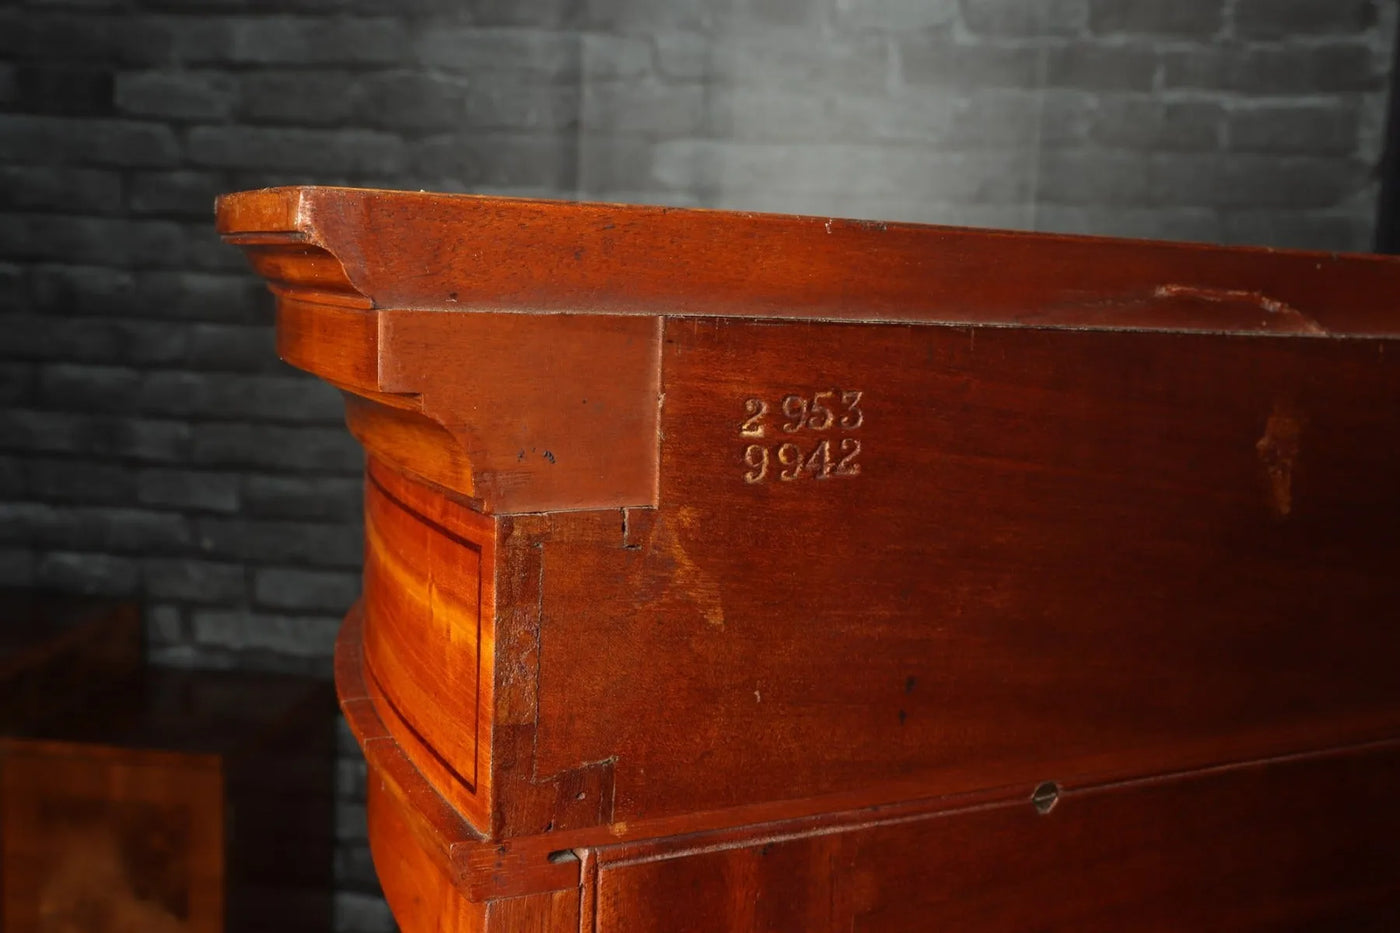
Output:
[219,186,1400,931]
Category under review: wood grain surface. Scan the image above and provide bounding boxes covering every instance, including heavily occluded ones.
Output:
[529,317,1400,828]
[593,741,1400,932]
[217,186,1400,335]
[220,186,1400,931]
[2,748,224,933]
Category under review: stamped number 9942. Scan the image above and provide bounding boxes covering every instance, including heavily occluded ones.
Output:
[738,390,863,484]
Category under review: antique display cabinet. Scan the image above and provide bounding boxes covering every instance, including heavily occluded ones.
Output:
[219,186,1400,931]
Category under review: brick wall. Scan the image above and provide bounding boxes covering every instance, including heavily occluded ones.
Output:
[1,1,1394,930]
[576,0,1397,247]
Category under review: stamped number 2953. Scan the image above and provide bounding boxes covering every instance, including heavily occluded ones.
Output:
[739,390,863,484]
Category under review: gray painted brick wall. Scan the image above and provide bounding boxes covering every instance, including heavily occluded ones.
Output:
[1,1,1395,930]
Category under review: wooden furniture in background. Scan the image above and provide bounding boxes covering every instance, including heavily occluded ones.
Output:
[0,592,141,732]
[219,186,1400,931]
[0,595,335,933]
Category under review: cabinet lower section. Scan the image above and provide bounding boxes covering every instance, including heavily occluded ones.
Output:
[338,608,1400,932]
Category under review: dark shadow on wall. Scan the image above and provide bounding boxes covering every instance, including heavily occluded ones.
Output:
[1375,0,1400,251]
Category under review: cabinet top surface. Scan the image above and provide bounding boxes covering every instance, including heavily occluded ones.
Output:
[217,185,1400,336]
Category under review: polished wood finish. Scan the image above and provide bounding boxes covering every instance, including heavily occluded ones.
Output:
[594,742,1400,932]
[219,186,1400,931]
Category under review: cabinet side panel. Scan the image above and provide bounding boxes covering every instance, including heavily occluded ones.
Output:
[536,319,1400,824]
[484,888,580,931]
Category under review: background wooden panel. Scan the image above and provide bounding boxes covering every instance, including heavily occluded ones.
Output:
[533,317,1400,826]
[1,667,336,932]
[1,748,224,933]
[594,742,1400,932]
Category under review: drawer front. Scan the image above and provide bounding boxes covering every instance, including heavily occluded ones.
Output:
[593,742,1400,932]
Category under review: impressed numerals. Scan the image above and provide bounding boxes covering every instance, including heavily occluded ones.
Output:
[740,390,863,483]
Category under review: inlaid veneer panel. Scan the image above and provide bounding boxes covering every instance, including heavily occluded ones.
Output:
[363,458,496,832]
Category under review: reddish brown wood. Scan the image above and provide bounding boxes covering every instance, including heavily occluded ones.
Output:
[594,741,1400,932]
[218,186,1400,931]
[215,186,1400,335]
[0,668,335,932]
[2,742,224,933]
[530,320,1400,826]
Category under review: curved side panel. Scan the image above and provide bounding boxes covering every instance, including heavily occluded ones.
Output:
[362,459,496,833]
[366,777,487,933]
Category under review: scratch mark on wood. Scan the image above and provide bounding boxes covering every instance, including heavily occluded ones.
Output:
[1154,284,1326,335]
[1256,404,1304,518]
